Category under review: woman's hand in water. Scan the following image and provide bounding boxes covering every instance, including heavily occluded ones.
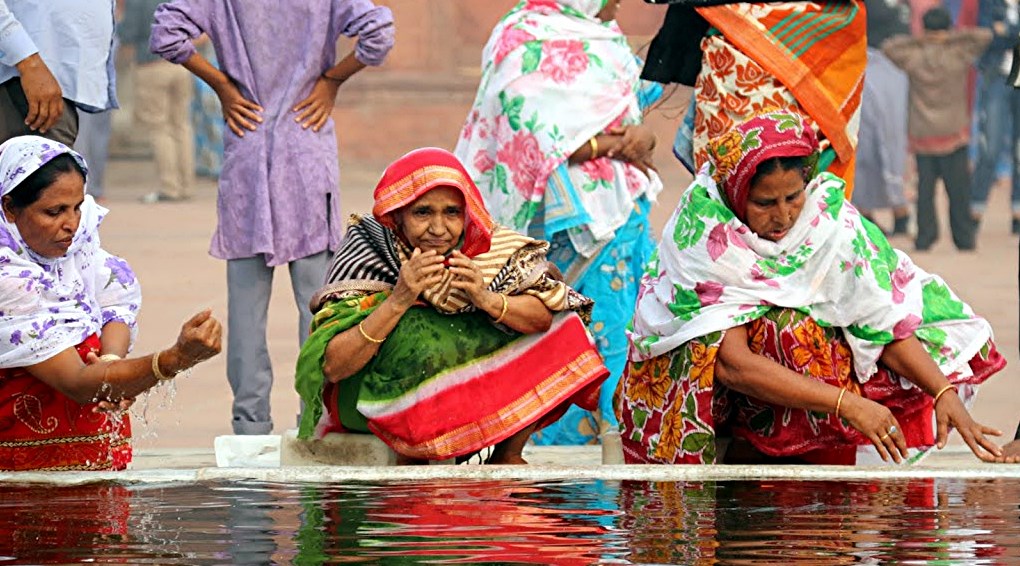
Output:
[391,248,446,309]
[446,251,488,305]
[934,388,1005,462]
[839,393,910,463]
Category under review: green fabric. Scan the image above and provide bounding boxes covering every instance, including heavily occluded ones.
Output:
[295,293,525,439]
[295,292,387,439]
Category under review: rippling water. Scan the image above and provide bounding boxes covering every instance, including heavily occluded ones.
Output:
[0,478,1018,564]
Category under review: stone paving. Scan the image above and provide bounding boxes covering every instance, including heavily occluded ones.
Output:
[95,147,1019,471]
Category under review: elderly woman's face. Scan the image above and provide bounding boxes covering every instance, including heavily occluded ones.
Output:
[394,186,466,255]
[745,167,806,242]
[2,171,85,258]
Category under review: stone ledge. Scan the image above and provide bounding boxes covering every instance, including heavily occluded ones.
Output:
[280,429,398,467]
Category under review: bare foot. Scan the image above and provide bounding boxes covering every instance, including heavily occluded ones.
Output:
[994,440,1020,463]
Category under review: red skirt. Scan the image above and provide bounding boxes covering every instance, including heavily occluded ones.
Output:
[0,334,132,471]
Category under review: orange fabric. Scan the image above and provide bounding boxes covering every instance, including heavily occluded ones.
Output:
[372,147,495,257]
[697,1,866,196]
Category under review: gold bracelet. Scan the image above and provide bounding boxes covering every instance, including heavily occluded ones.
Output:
[358,321,385,344]
[492,293,509,324]
[933,384,957,406]
[588,136,599,159]
[98,354,121,362]
[834,388,847,420]
[152,350,175,382]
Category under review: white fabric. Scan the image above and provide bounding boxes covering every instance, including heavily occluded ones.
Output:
[629,169,992,382]
[0,136,140,368]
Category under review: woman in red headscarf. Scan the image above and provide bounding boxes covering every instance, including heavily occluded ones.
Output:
[295,148,608,464]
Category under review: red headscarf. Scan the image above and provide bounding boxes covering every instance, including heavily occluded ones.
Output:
[707,110,819,222]
[372,147,495,257]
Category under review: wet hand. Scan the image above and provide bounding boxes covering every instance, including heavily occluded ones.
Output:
[446,251,486,302]
[173,309,223,368]
[935,388,1004,462]
[93,397,135,414]
[215,81,263,137]
[392,248,446,308]
[842,394,909,463]
[293,77,341,132]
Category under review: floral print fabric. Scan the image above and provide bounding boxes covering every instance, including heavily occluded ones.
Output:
[0,136,141,369]
[454,0,661,256]
[619,309,1004,464]
[629,155,994,385]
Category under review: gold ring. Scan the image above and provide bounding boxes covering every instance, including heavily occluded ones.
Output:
[879,433,890,440]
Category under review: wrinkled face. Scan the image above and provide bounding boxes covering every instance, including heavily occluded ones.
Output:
[2,171,85,258]
[394,186,466,255]
[744,167,806,242]
[596,0,621,22]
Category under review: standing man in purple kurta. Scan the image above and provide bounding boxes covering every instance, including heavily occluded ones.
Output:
[150,0,395,435]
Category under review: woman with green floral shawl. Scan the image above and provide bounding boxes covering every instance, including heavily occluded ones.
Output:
[619,111,1011,465]
[295,148,608,464]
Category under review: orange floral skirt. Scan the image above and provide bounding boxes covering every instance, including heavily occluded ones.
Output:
[618,309,1005,465]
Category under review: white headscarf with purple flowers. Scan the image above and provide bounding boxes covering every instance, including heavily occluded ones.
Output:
[0,136,141,369]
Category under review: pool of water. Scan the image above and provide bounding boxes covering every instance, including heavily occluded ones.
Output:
[1,478,1018,564]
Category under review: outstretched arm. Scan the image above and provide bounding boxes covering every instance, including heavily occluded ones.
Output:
[24,310,221,405]
[716,324,910,463]
[880,336,1005,461]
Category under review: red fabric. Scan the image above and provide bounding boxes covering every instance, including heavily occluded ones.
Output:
[0,334,132,471]
[620,309,1006,465]
[707,111,820,222]
[366,314,607,461]
[372,147,495,257]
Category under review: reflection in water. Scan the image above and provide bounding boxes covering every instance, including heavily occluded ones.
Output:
[0,478,1016,564]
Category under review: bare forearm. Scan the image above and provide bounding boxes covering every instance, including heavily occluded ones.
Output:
[716,327,841,414]
[181,52,231,92]
[475,291,552,334]
[322,52,366,84]
[99,321,131,358]
[879,336,951,396]
[322,298,408,383]
[568,133,622,163]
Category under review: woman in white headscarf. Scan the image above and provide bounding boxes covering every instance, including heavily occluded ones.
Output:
[0,135,222,471]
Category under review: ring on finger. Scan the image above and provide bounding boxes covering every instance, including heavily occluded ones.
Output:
[888,425,898,436]
[879,432,890,440]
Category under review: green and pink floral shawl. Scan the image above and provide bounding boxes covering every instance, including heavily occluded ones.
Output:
[454,0,661,257]
[629,116,993,386]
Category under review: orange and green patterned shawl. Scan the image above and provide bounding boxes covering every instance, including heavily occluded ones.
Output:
[697,0,866,194]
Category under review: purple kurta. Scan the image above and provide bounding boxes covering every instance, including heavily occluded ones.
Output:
[150,0,394,266]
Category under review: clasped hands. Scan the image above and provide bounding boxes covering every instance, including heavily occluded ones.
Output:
[391,248,495,311]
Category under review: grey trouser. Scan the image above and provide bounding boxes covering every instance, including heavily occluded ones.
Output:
[227,251,330,434]
[0,78,79,146]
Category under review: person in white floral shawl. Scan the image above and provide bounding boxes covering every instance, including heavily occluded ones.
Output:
[455,0,663,446]
[0,135,221,471]
[619,111,1015,466]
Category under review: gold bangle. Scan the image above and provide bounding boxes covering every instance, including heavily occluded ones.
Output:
[358,321,385,344]
[933,384,957,406]
[834,388,847,420]
[98,354,121,362]
[152,350,175,382]
[492,293,509,325]
[588,136,598,159]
